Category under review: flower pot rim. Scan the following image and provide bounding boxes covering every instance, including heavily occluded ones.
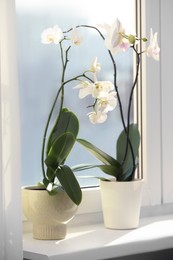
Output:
[22,185,64,192]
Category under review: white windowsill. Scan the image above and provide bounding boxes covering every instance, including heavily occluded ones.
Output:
[23,213,173,260]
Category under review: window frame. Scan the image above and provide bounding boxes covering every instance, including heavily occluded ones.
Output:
[139,0,162,207]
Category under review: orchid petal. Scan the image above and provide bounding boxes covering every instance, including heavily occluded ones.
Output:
[119,41,130,52]
[147,28,160,61]
[41,25,63,44]
[92,81,114,98]
[88,111,107,124]
[71,27,83,46]
[74,81,94,98]
[90,57,101,73]
[103,19,125,55]
[97,92,117,113]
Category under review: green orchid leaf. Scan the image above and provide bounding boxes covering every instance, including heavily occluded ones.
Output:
[72,163,98,172]
[77,138,121,167]
[98,164,122,177]
[118,167,133,181]
[43,177,50,188]
[45,132,75,168]
[46,167,55,182]
[56,165,82,205]
[72,163,121,178]
[97,177,111,181]
[119,158,139,181]
[46,108,79,155]
[116,123,140,178]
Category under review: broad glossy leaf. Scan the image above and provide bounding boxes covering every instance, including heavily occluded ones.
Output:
[77,138,120,167]
[97,177,111,181]
[99,164,122,177]
[118,167,133,181]
[56,165,82,205]
[45,132,75,168]
[120,157,139,181]
[116,124,140,178]
[72,163,122,178]
[43,177,50,188]
[46,167,55,181]
[72,163,98,172]
[46,108,79,155]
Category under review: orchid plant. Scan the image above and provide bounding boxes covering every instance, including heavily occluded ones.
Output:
[72,21,160,181]
[41,19,159,204]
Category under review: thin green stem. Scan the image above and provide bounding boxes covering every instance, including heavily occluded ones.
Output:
[41,72,93,178]
[64,25,105,40]
[107,48,136,179]
[64,25,127,130]
[127,47,140,127]
[41,87,62,178]
[41,42,71,179]
[59,44,71,113]
[65,24,135,179]
[122,46,140,178]
[107,50,126,131]
[42,24,141,183]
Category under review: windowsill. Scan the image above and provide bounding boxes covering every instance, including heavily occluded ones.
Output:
[23,213,173,260]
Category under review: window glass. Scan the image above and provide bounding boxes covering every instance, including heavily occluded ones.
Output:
[16,0,135,187]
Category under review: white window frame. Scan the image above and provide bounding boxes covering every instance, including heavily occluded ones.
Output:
[159,0,173,204]
[140,0,173,209]
[137,0,162,207]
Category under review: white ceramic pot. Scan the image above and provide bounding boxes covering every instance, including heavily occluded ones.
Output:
[22,187,78,240]
[100,179,143,229]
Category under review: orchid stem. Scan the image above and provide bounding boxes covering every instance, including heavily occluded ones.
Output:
[41,75,93,178]
[65,24,136,179]
[123,46,140,177]
[41,41,70,179]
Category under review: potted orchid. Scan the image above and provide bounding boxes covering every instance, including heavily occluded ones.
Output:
[22,25,84,240]
[22,18,160,237]
[72,21,159,182]
[71,20,159,229]
[70,19,159,229]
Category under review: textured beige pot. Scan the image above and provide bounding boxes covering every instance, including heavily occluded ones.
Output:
[100,179,143,230]
[22,187,78,240]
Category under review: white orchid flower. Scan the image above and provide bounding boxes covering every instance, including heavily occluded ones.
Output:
[119,40,130,52]
[41,25,63,44]
[96,22,111,31]
[101,19,127,55]
[88,111,108,124]
[92,81,114,99]
[97,91,117,113]
[71,27,83,46]
[90,57,101,73]
[146,28,160,61]
[74,81,94,99]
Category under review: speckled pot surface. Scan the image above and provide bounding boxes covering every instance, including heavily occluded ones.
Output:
[22,187,78,240]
